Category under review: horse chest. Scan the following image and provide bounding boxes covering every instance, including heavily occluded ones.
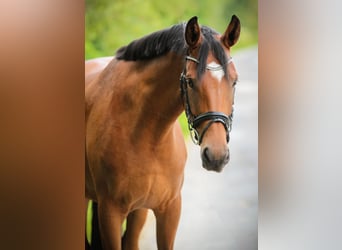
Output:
[107,146,186,209]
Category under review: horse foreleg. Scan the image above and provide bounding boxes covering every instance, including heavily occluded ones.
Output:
[122,208,148,250]
[153,195,181,250]
[98,201,127,250]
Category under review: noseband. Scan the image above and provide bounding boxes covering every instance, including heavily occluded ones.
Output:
[180,56,234,145]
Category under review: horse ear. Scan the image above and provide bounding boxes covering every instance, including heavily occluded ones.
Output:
[185,16,201,48]
[222,15,241,48]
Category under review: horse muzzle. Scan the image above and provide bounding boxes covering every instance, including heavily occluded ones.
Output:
[201,146,230,172]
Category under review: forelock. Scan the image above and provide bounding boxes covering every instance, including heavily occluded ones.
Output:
[196,26,228,79]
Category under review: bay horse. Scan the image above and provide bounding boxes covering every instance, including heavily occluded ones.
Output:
[85,15,240,250]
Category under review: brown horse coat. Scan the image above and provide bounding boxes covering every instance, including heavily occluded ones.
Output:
[85,16,240,250]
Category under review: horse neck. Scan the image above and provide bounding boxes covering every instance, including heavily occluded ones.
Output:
[129,53,185,143]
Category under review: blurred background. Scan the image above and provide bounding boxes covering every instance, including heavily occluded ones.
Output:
[3,1,342,250]
[85,0,257,59]
[0,0,342,250]
[86,0,258,249]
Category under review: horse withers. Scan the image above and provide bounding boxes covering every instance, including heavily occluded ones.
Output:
[85,15,240,250]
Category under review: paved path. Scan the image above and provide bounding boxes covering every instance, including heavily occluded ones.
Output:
[140,47,258,250]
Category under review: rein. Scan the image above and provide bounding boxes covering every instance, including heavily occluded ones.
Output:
[180,55,234,145]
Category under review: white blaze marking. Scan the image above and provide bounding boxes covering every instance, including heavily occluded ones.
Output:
[207,62,224,82]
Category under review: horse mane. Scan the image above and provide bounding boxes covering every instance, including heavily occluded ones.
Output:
[115,24,186,61]
[115,23,228,78]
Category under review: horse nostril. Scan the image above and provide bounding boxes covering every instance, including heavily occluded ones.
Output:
[203,147,211,163]
[225,150,230,162]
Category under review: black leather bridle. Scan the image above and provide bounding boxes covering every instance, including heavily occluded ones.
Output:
[180,55,234,145]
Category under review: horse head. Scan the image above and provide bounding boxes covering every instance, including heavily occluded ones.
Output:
[181,15,240,172]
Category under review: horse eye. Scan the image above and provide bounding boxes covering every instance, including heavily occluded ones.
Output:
[187,78,194,88]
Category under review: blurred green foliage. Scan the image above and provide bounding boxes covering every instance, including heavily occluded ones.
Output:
[85,0,257,137]
[85,0,257,59]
